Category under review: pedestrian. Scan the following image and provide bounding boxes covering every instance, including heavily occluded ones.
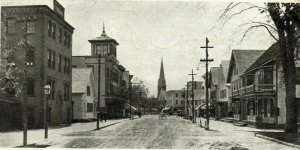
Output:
[104,112,107,122]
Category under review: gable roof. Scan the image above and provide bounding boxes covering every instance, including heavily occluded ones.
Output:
[72,68,93,93]
[220,60,230,81]
[245,43,280,73]
[210,67,221,86]
[226,50,265,83]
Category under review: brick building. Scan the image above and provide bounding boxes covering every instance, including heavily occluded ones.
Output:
[1,1,74,128]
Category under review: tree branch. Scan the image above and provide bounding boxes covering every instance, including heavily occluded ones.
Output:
[241,25,279,42]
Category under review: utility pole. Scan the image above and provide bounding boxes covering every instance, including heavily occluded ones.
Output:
[188,69,196,123]
[21,16,31,146]
[185,82,189,120]
[200,37,214,130]
[23,71,28,146]
[96,53,101,130]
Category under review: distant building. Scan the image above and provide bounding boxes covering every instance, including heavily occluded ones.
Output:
[72,26,130,119]
[165,90,185,113]
[1,1,74,128]
[72,68,96,121]
[186,81,205,118]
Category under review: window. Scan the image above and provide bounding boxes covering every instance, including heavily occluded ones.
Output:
[52,51,56,69]
[67,59,70,74]
[64,31,67,46]
[58,54,62,72]
[175,93,178,97]
[220,89,227,98]
[52,23,56,39]
[58,28,62,43]
[26,22,35,34]
[64,83,70,101]
[26,49,34,66]
[7,18,16,34]
[176,100,178,104]
[87,86,90,96]
[103,44,108,54]
[67,34,71,48]
[27,77,35,96]
[87,103,93,112]
[64,57,67,73]
[96,45,101,55]
[47,79,55,99]
[264,69,273,84]
[48,20,52,37]
[263,99,268,117]
[48,49,52,68]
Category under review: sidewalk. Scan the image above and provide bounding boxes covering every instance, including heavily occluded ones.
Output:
[0,119,126,148]
[191,117,297,149]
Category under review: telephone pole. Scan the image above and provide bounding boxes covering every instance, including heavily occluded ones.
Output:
[185,82,189,120]
[200,37,214,130]
[188,69,196,123]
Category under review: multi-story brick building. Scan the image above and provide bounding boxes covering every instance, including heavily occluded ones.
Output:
[72,26,131,119]
[1,1,74,128]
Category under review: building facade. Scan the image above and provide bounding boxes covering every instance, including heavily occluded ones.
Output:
[231,43,300,127]
[72,26,130,119]
[227,50,265,122]
[1,2,74,128]
[72,68,96,121]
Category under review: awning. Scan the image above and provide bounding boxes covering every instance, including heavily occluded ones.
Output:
[200,103,212,109]
[162,107,171,111]
[126,104,137,110]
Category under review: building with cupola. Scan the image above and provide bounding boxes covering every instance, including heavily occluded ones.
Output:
[72,25,132,119]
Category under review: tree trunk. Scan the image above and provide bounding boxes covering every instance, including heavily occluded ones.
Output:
[268,3,298,133]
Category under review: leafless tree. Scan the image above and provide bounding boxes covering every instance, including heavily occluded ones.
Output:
[217,2,300,133]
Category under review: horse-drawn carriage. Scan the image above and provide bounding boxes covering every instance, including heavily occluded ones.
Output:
[159,107,170,119]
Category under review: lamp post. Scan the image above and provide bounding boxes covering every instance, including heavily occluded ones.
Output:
[44,85,51,139]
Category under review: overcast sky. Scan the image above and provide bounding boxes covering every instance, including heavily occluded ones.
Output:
[2,0,276,97]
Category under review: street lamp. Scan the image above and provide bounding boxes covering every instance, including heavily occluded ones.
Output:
[44,85,51,139]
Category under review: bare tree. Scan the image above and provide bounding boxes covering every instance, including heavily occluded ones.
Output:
[217,2,300,133]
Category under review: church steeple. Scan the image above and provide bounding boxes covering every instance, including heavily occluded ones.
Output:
[158,57,166,97]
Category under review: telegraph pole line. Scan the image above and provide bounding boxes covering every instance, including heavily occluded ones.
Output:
[184,82,189,120]
[188,69,197,123]
[200,37,214,130]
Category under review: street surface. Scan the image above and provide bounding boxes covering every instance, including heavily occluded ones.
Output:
[57,115,296,149]
[0,115,296,149]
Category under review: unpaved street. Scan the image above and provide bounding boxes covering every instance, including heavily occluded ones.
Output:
[61,115,295,149]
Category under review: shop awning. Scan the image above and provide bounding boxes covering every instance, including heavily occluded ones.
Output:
[126,104,137,110]
[162,107,171,111]
[200,103,212,109]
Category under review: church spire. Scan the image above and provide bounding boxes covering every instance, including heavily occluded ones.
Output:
[159,57,165,80]
[158,57,166,97]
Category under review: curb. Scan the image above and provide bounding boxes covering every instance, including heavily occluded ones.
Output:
[96,121,121,130]
[255,133,300,149]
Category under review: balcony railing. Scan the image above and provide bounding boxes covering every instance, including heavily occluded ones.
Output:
[232,84,274,97]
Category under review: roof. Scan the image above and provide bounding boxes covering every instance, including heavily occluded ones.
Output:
[220,60,230,81]
[227,50,265,82]
[72,68,93,93]
[210,67,221,85]
[88,27,119,45]
[2,5,74,31]
[245,43,280,73]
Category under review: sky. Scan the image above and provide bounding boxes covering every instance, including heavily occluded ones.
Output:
[1,0,276,97]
